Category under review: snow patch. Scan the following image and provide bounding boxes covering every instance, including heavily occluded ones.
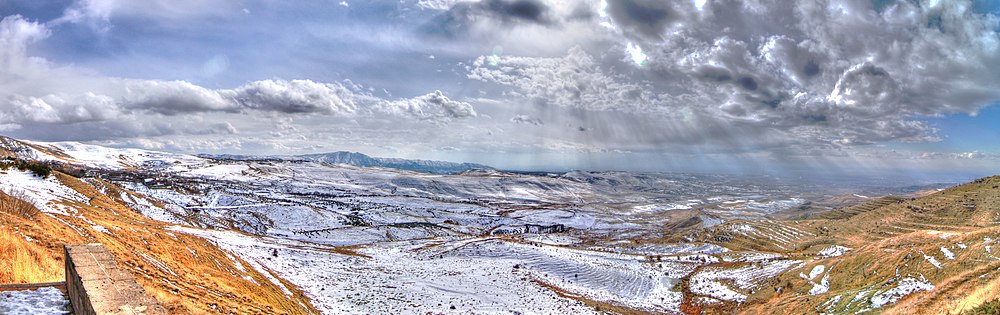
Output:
[940,247,955,260]
[809,273,830,295]
[729,224,757,235]
[820,294,841,312]
[689,260,800,302]
[91,225,110,234]
[0,171,88,216]
[923,253,942,269]
[181,164,251,180]
[818,245,851,258]
[808,265,826,280]
[0,287,70,315]
[870,277,934,309]
[927,230,959,239]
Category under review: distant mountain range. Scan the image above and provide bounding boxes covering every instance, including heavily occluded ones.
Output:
[199,151,494,174]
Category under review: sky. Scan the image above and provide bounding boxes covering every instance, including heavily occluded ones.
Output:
[0,0,998,179]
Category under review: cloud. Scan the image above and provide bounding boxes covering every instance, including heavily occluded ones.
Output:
[0,12,476,143]
[381,90,477,120]
[1,0,997,175]
[4,93,119,124]
[510,114,542,125]
[52,0,237,23]
[473,0,553,25]
[0,15,56,90]
[828,62,902,115]
[226,79,358,115]
[423,0,557,39]
[121,80,238,115]
[417,0,477,11]
[418,0,609,56]
[0,15,49,53]
[50,0,113,30]
[468,46,658,111]
[469,0,1000,150]
[603,0,683,40]
[432,0,555,29]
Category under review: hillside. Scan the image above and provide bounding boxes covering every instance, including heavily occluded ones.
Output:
[0,169,317,313]
[673,176,1000,314]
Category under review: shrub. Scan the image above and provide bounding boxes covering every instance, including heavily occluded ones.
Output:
[0,189,38,219]
[20,162,51,178]
[0,159,52,178]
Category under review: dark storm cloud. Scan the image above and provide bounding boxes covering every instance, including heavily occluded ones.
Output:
[604,0,679,40]
[694,65,733,82]
[456,0,554,25]
[419,0,612,43]
[477,0,552,24]
[423,0,556,38]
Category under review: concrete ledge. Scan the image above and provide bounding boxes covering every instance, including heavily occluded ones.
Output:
[65,244,166,315]
[0,282,66,292]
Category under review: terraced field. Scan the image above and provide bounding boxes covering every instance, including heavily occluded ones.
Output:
[666,176,1000,314]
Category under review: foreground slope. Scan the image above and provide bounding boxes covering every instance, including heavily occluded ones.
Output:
[0,169,317,313]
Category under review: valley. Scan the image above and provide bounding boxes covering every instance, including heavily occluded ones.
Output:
[0,136,997,314]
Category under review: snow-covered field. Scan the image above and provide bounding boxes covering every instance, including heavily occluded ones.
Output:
[170,226,598,314]
[0,287,70,315]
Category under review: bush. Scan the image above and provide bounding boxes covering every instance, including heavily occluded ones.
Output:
[19,162,51,178]
[0,189,39,219]
[0,160,52,178]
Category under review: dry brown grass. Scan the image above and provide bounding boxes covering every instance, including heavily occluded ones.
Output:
[0,189,71,283]
[0,222,64,283]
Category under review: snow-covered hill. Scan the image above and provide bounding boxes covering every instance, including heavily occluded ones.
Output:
[0,136,206,171]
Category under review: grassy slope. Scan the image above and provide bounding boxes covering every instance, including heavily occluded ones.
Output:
[0,172,318,314]
[688,176,1000,314]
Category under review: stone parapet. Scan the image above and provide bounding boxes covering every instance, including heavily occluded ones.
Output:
[64,244,166,315]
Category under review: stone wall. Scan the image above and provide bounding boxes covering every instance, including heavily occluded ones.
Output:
[64,244,166,315]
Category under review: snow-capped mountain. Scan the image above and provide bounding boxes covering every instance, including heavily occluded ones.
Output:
[200,151,493,174]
